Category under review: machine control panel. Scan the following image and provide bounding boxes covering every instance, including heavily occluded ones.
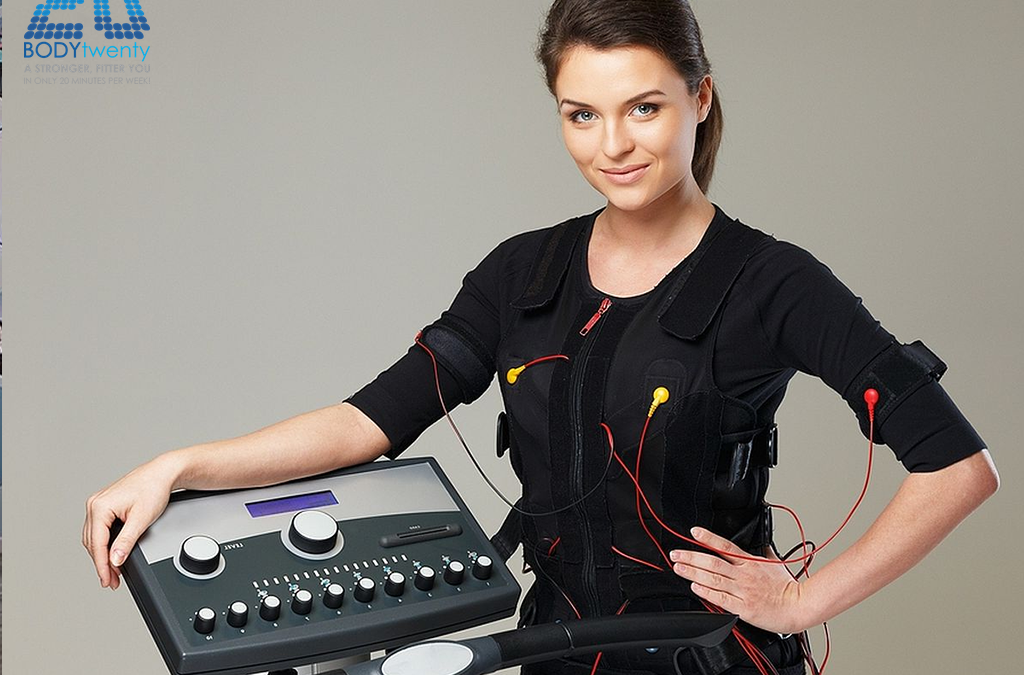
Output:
[119,458,520,675]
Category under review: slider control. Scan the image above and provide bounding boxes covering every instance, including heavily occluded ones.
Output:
[380,524,463,549]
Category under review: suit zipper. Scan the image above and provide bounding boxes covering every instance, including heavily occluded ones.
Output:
[579,297,612,336]
[570,297,611,616]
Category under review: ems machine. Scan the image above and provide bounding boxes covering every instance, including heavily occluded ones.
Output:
[117,457,734,675]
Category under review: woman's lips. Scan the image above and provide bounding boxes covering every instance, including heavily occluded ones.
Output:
[600,164,649,185]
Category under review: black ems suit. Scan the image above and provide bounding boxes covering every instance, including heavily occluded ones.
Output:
[347,205,986,675]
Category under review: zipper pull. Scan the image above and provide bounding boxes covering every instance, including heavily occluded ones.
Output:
[579,297,613,336]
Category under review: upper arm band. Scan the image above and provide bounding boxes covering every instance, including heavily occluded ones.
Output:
[843,340,947,445]
[420,314,495,404]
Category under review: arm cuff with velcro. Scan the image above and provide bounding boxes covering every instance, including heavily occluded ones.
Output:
[419,314,495,405]
[843,340,947,445]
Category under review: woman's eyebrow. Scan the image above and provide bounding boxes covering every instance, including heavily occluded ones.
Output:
[558,89,667,110]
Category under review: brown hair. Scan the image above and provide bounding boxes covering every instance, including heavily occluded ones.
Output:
[536,0,723,193]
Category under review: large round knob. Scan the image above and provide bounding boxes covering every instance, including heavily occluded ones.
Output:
[179,535,221,575]
[385,572,406,597]
[259,595,281,621]
[473,555,493,580]
[227,601,248,628]
[324,583,345,609]
[291,589,313,615]
[444,560,465,586]
[193,607,216,634]
[354,577,376,603]
[288,511,339,554]
[414,566,436,591]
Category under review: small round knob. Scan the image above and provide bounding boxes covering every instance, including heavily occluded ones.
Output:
[444,560,465,586]
[384,572,406,597]
[473,555,493,580]
[291,589,313,615]
[227,601,248,628]
[324,583,345,609]
[179,535,221,575]
[354,577,376,603]
[260,595,281,621]
[193,607,216,634]
[288,510,339,554]
[414,566,436,591]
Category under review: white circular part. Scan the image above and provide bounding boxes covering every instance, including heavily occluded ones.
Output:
[230,601,247,613]
[420,567,435,578]
[477,555,492,566]
[358,578,375,590]
[389,572,405,583]
[382,642,475,675]
[183,536,220,562]
[295,590,312,602]
[449,561,464,573]
[264,596,280,608]
[328,583,344,594]
[292,510,338,542]
[197,607,216,621]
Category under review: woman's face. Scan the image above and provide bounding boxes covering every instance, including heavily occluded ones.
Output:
[554,45,712,213]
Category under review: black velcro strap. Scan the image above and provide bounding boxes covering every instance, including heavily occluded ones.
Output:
[658,219,771,341]
[844,340,947,444]
[490,504,522,563]
[510,215,591,310]
[421,314,496,404]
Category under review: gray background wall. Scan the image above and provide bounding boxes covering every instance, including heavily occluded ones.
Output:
[5,1,1023,673]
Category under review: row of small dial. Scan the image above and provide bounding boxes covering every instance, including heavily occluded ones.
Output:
[192,556,493,634]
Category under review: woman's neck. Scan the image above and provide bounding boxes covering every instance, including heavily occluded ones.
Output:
[594,180,715,254]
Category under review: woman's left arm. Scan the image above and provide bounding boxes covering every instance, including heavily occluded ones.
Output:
[671,448,999,634]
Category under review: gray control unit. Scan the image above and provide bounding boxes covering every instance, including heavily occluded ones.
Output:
[119,458,521,675]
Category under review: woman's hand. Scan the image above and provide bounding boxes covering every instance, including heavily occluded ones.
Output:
[82,453,183,590]
[670,527,808,635]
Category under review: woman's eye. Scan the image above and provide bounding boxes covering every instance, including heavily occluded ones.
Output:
[633,103,659,117]
[570,110,595,123]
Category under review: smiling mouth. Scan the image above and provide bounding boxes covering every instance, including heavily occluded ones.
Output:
[600,164,649,184]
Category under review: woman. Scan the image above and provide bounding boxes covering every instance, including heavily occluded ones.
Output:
[83,2,998,674]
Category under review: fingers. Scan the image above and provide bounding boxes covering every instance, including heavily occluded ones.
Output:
[86,503,115,588]
[690,582,742,615]
[672,560,735,591]
[670,549,737,579]
[108,518,145,572]
[690,526,749,560]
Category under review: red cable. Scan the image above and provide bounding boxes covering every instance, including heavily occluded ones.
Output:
[611,546,665,571]
[589,600,631,675]
[522,354,570,369]
[633,417,674,568]
[613,424,874,566]
[819,622,832,673]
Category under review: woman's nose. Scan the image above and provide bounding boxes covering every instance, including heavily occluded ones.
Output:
[601,119,635,158]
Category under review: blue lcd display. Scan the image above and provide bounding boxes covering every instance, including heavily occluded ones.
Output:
[245,490,338,518]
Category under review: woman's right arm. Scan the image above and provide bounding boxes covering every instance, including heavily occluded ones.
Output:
[83,401,390,590]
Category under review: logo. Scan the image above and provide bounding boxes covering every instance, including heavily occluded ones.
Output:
[24,1,152,60]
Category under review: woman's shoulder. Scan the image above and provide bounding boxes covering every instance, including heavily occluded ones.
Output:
[714,209,857,313]
[718,211,839,287]
[477,208,599,277]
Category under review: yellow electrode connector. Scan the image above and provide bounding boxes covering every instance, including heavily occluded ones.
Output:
[648,387,670,417]
[506,366,527,385]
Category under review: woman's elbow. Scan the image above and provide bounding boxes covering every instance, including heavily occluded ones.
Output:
[963,448,1000,501]
[978,449,1000,496]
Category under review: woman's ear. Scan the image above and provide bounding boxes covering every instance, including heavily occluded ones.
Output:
[697,74,714,123]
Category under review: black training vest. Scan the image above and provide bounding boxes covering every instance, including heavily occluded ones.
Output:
[494,206,781,674]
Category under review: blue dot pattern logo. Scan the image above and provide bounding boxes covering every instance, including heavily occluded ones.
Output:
[26,0,151,41]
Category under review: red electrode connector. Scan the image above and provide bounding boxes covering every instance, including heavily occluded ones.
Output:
[864,388,879,422]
